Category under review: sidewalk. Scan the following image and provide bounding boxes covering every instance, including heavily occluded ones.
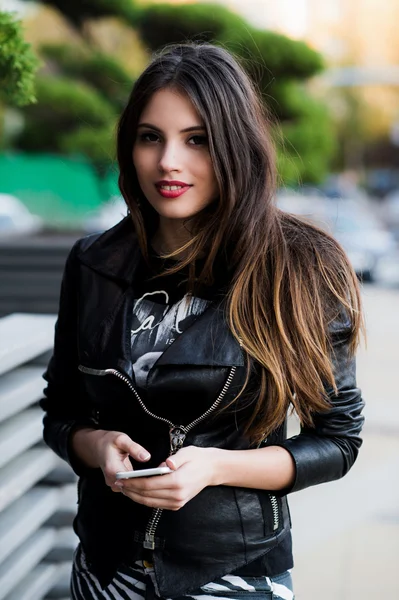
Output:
[287,285,399,600]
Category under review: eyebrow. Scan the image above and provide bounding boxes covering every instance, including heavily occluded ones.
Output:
[137,123,206,133]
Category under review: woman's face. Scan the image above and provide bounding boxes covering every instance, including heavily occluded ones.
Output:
[132,88,219,223]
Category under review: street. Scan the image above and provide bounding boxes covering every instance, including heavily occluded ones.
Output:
[289,284,399,599]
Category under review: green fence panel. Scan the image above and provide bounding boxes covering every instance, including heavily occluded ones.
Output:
[0,153,119,228]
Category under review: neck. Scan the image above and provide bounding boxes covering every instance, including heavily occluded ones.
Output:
[152,218,192,259]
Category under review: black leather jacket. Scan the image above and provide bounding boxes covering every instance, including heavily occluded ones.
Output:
[41,217,365,597]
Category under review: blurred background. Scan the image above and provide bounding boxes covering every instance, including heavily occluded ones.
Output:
[0,1,398,599]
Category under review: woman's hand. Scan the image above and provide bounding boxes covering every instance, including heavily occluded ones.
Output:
[112,444,296,502]
[96,430,152,492]
[71,428,151,492]
[114,446,220,510]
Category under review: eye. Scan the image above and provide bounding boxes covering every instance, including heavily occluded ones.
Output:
[139,132,160,143]
[188,135,208,146]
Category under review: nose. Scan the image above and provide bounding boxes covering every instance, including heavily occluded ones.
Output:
[158,142,182,174]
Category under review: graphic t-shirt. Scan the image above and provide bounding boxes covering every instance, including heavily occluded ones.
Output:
[131,292,211,388]
[131,254,216,392]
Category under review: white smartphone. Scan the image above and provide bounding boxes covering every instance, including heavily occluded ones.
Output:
[115,466,173,480]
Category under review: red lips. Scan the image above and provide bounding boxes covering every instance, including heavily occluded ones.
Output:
[155,180,192,199]
[156,180,191,187]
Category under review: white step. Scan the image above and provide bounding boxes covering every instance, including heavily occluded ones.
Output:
[44,565,72,599]
[43,462,76,484]
[0,313,56,376]
[0,448,60,512]
[5,562,70,600]
[0,408,44,468]
[0,366,45,422]
[0,528,56,600]
[0,486,60,564]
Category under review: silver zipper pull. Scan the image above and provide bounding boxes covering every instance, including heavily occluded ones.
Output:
[143,532,155,550]
[169,426,187,454]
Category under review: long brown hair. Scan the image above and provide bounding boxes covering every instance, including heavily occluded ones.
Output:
[117,43,363,443]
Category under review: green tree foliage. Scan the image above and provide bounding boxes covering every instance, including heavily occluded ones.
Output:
[13,11,136,166]
[139,4,323,81]
[60,124,116,165]
[41,44,133,110]
[14,0,335,185]
[29,0,140,29]
[18,76,115,151]
[138,2,333,185]
[270,80,336,183]
[0,10,39,107]
[138,3,247,49]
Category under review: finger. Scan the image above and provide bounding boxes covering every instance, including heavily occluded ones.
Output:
[120,488,184,510]
[113,434,151,462]
[104,456,133,487]
[103,458,135,487]
[117,484,176,498]
[103,464,126,486]
[165,446,195,470]
[123,456,133,470]
[120,473,177,493]
[166,457,177,470]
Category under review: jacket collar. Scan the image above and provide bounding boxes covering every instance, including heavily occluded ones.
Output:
[77,216,142,284]
[76,216,244,368]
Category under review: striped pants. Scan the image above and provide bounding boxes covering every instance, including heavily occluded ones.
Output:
[71,544,294,600]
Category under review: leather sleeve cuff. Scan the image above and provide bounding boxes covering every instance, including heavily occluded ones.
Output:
[43,415,98,477]
[276,433,349,494]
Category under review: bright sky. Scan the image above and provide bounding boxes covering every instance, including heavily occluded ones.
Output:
[215,0,309,38]
[0,0,38,16]
[1,0,310,37]
[279,0,308,38]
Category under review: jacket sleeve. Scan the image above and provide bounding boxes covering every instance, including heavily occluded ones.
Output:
[40,239,97,476]
[278,311,365,494]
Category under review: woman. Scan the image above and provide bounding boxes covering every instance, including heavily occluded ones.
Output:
[41,43,365,600]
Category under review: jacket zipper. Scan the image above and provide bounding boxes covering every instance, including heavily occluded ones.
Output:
[257,437,279,532]
[78,363,237,549]
[269,493,279,531]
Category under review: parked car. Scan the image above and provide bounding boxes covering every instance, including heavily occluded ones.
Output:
[277,190,396,282]
[381,190,399,242]
[0,194,43,237]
